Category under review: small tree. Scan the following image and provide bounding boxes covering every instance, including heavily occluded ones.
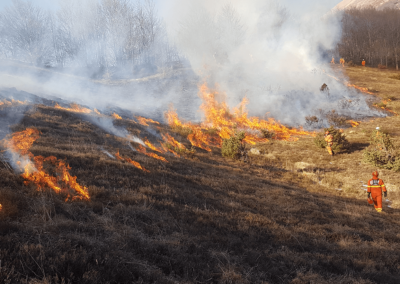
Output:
[314,126,349,153]
[222,131,246,160]
[363,129,400,171]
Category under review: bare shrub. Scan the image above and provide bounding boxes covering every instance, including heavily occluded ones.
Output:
[326,110,348,128]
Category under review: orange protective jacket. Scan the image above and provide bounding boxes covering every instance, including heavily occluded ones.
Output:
[362,60,366,66]
[367,178,387,210]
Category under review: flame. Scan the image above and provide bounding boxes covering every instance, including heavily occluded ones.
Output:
[94,109,101,115]
[347,120,360,127]
[165,83,312,150]
[346,84,374,95]
[136,116,160,126]
[136,144,168,162]
[3,128,90,201]
[0,204,2,211]
[0,99,27,107]
[55,103,92,114]
[112,113,122,119]
[144,139,163,153]
[115,150,149,172]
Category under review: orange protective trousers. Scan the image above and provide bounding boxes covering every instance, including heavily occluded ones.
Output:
[326,143,333,155]
[370,188,383,212]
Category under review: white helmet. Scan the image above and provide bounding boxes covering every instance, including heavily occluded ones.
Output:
[376,127,380,130]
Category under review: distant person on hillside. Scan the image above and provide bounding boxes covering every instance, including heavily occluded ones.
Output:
[367,171,387,213]
[362,59,366,66]
[340,58,345,67]
[324,130,334,156]
[331,57,335,64]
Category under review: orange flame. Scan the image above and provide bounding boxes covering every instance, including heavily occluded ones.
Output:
[165,83,312,149]
[112,113,122,119]
[55,103,92,114]
[94,109,101,115]
[136,116,160,126]
[347,120,360,127]
[346,84,374,95]
[0,99,27,107]
[3,128,90,201]
[144,139,163,153]
[0,204,2,211]
[115,150,149,172]
[136,144,168,163]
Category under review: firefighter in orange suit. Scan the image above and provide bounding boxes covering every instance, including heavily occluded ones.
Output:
[331,57,335,64]
[362,59,366,66]
[340,58,345,66]
[367,171,387,213]
[324,130,334,156]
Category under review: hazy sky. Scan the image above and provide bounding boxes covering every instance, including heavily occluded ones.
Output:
[0,0,343,13]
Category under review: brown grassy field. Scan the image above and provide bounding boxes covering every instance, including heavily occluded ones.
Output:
[1,66,400,283]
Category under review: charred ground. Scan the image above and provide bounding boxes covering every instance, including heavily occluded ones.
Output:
[0,67,400,283]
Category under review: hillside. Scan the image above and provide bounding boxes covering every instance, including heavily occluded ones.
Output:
[334,0,400,10]
[0,64,400,283]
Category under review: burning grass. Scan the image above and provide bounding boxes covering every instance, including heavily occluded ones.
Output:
[0,128,90,201]
[166,83,313,151]
[0,102,400,283]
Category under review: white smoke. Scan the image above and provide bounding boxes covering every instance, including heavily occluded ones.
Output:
[160,0,384,125]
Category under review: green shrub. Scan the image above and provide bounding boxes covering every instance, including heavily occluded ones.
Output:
[362,129,400,171]
[222,131,246,160]
[314,126,349,152]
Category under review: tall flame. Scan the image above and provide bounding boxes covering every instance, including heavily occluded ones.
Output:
[166,83,312,150]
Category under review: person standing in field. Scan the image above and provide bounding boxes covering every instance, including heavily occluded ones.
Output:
[362,59,366,66]
[331,57,335,64]
[367,171,387,213]
[340,58,345,66]
[324,130,334,156]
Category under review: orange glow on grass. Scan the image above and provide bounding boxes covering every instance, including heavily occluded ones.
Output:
[165,83,312,150]
[136,116,160,126]
[55,103,92,114]
[115,150,149,172]
[3,128,90,201]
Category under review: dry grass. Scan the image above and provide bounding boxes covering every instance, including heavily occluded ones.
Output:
[0,72,400,283]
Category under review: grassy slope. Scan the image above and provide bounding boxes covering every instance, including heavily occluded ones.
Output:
[0,67,400,283]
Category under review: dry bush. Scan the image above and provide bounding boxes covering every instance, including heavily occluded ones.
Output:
[363,129,400,171]
[378,64,387,69]
[314,126,350,152]
[326,110,348,127]
[389,74,400,80]
[305,115,319,127]
[171,125,193,137]
[260,128,275,139]
[347,60,355,67]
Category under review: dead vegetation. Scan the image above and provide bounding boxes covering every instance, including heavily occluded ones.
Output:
[1,64,400,283]
[0,99,399,283]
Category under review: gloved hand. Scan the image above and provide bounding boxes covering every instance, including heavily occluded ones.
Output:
[367,192,371,198]
[384,192,387,198]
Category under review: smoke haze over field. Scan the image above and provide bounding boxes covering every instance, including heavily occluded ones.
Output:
[0,0,383,129]
[158,0,383,125]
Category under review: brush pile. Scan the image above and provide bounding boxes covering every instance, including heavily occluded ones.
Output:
[363,129,400,171]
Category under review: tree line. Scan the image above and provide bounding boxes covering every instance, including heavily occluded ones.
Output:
[0,0,181,78]
[337,7,400,70]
